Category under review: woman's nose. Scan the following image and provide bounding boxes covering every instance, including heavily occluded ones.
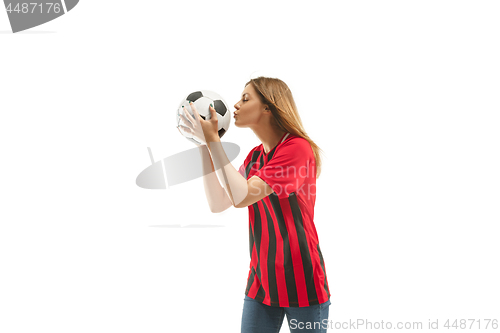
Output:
[234,102,240,110]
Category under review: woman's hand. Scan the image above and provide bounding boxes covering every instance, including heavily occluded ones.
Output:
[177,101,219,145]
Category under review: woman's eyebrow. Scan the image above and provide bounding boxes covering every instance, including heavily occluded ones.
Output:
[242,93,249,98]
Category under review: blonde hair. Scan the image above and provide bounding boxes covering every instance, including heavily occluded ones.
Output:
[246,76,325,178]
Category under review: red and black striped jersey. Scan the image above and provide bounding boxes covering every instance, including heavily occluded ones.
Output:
[237,132,331,307]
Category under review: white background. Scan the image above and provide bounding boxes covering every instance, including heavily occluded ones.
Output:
[1,1,499,332]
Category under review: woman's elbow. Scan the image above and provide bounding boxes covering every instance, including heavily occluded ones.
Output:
[234,201,250,209]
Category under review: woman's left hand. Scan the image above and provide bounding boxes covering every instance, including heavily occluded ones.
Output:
[178,101,219,145]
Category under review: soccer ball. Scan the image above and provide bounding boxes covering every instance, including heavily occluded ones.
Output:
[176,90,231,145]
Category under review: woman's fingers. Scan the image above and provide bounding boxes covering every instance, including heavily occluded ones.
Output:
[189,101,202,120]
[209,105,218,123]
[179,113,192,131]
[182,106,195,125]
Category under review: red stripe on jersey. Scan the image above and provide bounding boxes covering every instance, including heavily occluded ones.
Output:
[247,246,260,299]
[306,228,329,303]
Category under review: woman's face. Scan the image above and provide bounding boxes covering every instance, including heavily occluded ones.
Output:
[233,83,268,128]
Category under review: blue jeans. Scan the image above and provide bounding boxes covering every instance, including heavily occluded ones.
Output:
[241,295,331,333]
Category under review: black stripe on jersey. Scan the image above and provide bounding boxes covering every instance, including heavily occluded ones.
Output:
[255,284,266,301]
[245,151,261,178]
[246,267,266,301]
[246,267,256,294]
[259,153,264,170]
[249,222,254,260]
[317,243,330,296]
[269,193,299,306]
[251,202,266,302]
[262,200,279,306]
[267,145,277,160]
[289,192,319,305]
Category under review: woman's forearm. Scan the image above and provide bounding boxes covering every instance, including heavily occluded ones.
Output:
[206,138,248,207]
[198,144,227,212]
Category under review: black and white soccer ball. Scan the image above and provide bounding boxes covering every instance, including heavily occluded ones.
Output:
[176,90,231,145]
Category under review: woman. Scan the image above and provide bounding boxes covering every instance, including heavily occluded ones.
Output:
[178,77,331,333]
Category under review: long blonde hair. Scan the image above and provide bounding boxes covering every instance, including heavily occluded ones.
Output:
[246,76,324,178]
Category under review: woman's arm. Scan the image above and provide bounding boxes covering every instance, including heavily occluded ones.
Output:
[198,144,233,213]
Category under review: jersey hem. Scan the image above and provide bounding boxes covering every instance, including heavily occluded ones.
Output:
[244,290,331,308]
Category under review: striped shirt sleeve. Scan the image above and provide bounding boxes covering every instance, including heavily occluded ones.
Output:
[254,139,313,199]
[238,163,245,178]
